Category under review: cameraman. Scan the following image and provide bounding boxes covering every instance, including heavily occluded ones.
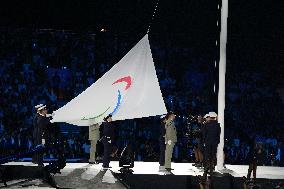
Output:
[192,115,205,167]
[186,114,205,167]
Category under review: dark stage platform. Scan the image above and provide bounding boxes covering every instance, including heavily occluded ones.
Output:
[1,162,284,188]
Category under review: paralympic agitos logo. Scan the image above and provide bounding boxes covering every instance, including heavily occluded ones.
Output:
[81,76,132,120]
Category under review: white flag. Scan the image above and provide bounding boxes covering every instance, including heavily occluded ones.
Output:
[51,34,167,126]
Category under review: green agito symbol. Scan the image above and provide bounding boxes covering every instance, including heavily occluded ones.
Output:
[80,76,132,121]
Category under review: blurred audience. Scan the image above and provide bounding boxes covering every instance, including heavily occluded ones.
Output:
[0,28,283,166]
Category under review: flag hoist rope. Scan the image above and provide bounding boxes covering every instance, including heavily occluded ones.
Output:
[147,0,160,34]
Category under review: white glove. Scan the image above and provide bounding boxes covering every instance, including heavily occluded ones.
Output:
[108,140,111,144]
[168,140,172,145]
[42,139,45,145]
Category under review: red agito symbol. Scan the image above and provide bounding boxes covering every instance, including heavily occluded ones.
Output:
[112,76,132,90]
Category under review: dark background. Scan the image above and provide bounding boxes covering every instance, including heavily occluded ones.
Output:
[0,0,283,85]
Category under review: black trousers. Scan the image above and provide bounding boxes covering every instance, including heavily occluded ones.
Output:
[203,143,218,178]
[247,160,257,183]
[32,135,43,165]
[204,143,218,162]
[159,139,165,166]
[33,152,43,165]
[103,138,111,167]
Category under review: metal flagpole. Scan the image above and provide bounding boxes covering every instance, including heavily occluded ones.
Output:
[217,0,228,170]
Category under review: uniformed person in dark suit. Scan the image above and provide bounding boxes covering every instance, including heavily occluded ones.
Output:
[159,115,166,171]
[102,114,115,169]
[32,105,51,166]
[32,104,43,164]
[202,112,221,179]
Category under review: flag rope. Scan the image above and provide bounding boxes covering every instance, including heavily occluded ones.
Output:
[147,0,160,34]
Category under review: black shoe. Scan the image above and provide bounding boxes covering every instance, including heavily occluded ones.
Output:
[38,163,44,167]
[165,168,174,171]
[193,162,199,166]
[196,163,202,167]
[95,160,100,164]
[164,171,173,175]
[89,159,99,164]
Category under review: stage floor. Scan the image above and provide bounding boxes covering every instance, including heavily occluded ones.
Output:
[4,161,284,179]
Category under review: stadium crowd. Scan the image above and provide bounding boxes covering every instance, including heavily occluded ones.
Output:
[0,28,283,166]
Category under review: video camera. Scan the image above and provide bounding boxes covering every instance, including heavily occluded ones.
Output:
[187,115,199,124]
[184,115,205,140]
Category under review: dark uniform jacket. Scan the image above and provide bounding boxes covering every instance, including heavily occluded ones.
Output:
[103,122,115,141]
[37,115,50,138]
[202,120,221,146]
[159,123,166,142]
[33,114,50,145]
[32,113,39,139]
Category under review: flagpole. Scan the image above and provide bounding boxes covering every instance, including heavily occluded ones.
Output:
[217,0,228,170]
